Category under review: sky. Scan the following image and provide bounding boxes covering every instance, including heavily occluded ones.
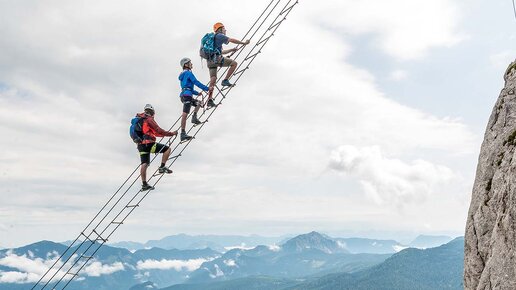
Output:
[0,0,515,248]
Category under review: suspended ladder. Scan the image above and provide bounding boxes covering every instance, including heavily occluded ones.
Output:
[31,1,298,289]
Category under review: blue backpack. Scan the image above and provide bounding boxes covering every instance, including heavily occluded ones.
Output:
[199,32,221,61]
[129,115,146,144]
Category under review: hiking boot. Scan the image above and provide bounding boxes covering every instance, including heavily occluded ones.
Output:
[207,99,217,109]
[191,114,202,125]
[221,79,233,87]
[141,183,155,191]
[158,166,173,174]
[180,131,193,142]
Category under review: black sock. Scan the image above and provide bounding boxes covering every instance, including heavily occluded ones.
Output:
[181,129,186,133]
[160,163,165,168]
[143,181,148,186]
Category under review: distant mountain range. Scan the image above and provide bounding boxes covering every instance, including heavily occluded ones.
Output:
[109,234,286,252]
[0,232,459,290]
[0,240,219,290]
[186,232,390,284]
[408,234,453,249]
[162,237,464,290]
[163,276,299,290]
[291,237,464,290]
[107,233,452,254]
[335,237,407,254]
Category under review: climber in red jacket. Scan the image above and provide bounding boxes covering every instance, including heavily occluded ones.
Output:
[135,104,177,191]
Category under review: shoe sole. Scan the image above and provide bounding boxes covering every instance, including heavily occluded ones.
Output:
[158,170,173,174]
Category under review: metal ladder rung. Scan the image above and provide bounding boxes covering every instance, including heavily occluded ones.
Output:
[93,230,108,242]
[215,88,228,99]
[66,272,78,277]
[268,19,284,31]
[234,67,249,76]
[80,232,93,243]
[245,51,261,61]
[80,255,93,259]
[168,153,182,161]
[179,137,194,144]
[280,1,298,15]
[111,221,123,225]
[257,36,273,46]
[125,204,139,208]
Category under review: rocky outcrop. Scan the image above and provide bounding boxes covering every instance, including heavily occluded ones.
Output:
[464,59,516,290]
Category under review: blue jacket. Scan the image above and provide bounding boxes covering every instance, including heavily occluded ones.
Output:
[178,70,209,97]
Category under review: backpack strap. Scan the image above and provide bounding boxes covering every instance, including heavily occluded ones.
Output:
[140,115,153,141]
[214,33,222,55]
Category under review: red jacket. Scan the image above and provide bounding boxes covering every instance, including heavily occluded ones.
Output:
[137,113,175,144]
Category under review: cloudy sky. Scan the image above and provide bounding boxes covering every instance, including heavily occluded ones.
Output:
[0,0,515,248]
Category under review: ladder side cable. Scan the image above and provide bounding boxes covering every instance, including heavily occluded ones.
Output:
[512,0,516,23]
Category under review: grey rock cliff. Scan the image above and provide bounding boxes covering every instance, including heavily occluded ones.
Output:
[464,59,516,290]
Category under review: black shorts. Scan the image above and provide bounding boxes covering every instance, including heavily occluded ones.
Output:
[137,143,169,164]
[180,95,200,114]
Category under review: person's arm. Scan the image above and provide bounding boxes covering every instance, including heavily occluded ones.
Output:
[147,117,176,137]
[228,38,250,45]
[222,47,238,55]
[190,73,210,92]
[220,34,249,54]
[222,39,250,54]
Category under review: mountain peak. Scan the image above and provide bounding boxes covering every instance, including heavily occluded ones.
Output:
[282,231,348,254]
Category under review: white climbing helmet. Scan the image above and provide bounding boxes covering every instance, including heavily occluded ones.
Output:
[180,57,191,68]
[144,103,154,112]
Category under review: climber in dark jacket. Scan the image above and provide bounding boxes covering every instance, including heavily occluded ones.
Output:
[206,23,250,100]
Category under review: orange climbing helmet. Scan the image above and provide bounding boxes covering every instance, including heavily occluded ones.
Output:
[213,22,225,32]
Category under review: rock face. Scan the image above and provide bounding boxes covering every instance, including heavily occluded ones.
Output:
[464,59,516,290]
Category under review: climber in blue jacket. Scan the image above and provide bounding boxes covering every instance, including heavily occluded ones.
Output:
[178,57,210,141]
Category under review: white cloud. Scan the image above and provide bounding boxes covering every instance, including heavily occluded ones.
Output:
[223,259,237,267]
[0,251,124,283]
[0,251,59,283]
[223,244,255,251]
[83,261,124,277]
[0,271,40,284]
[389,69,408,81]
[336,241,347,249]
[136,258,209,272]
[208,264,224,279]
[315,0,464,60]
[329,145,456,208]
[393,245,409,252]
